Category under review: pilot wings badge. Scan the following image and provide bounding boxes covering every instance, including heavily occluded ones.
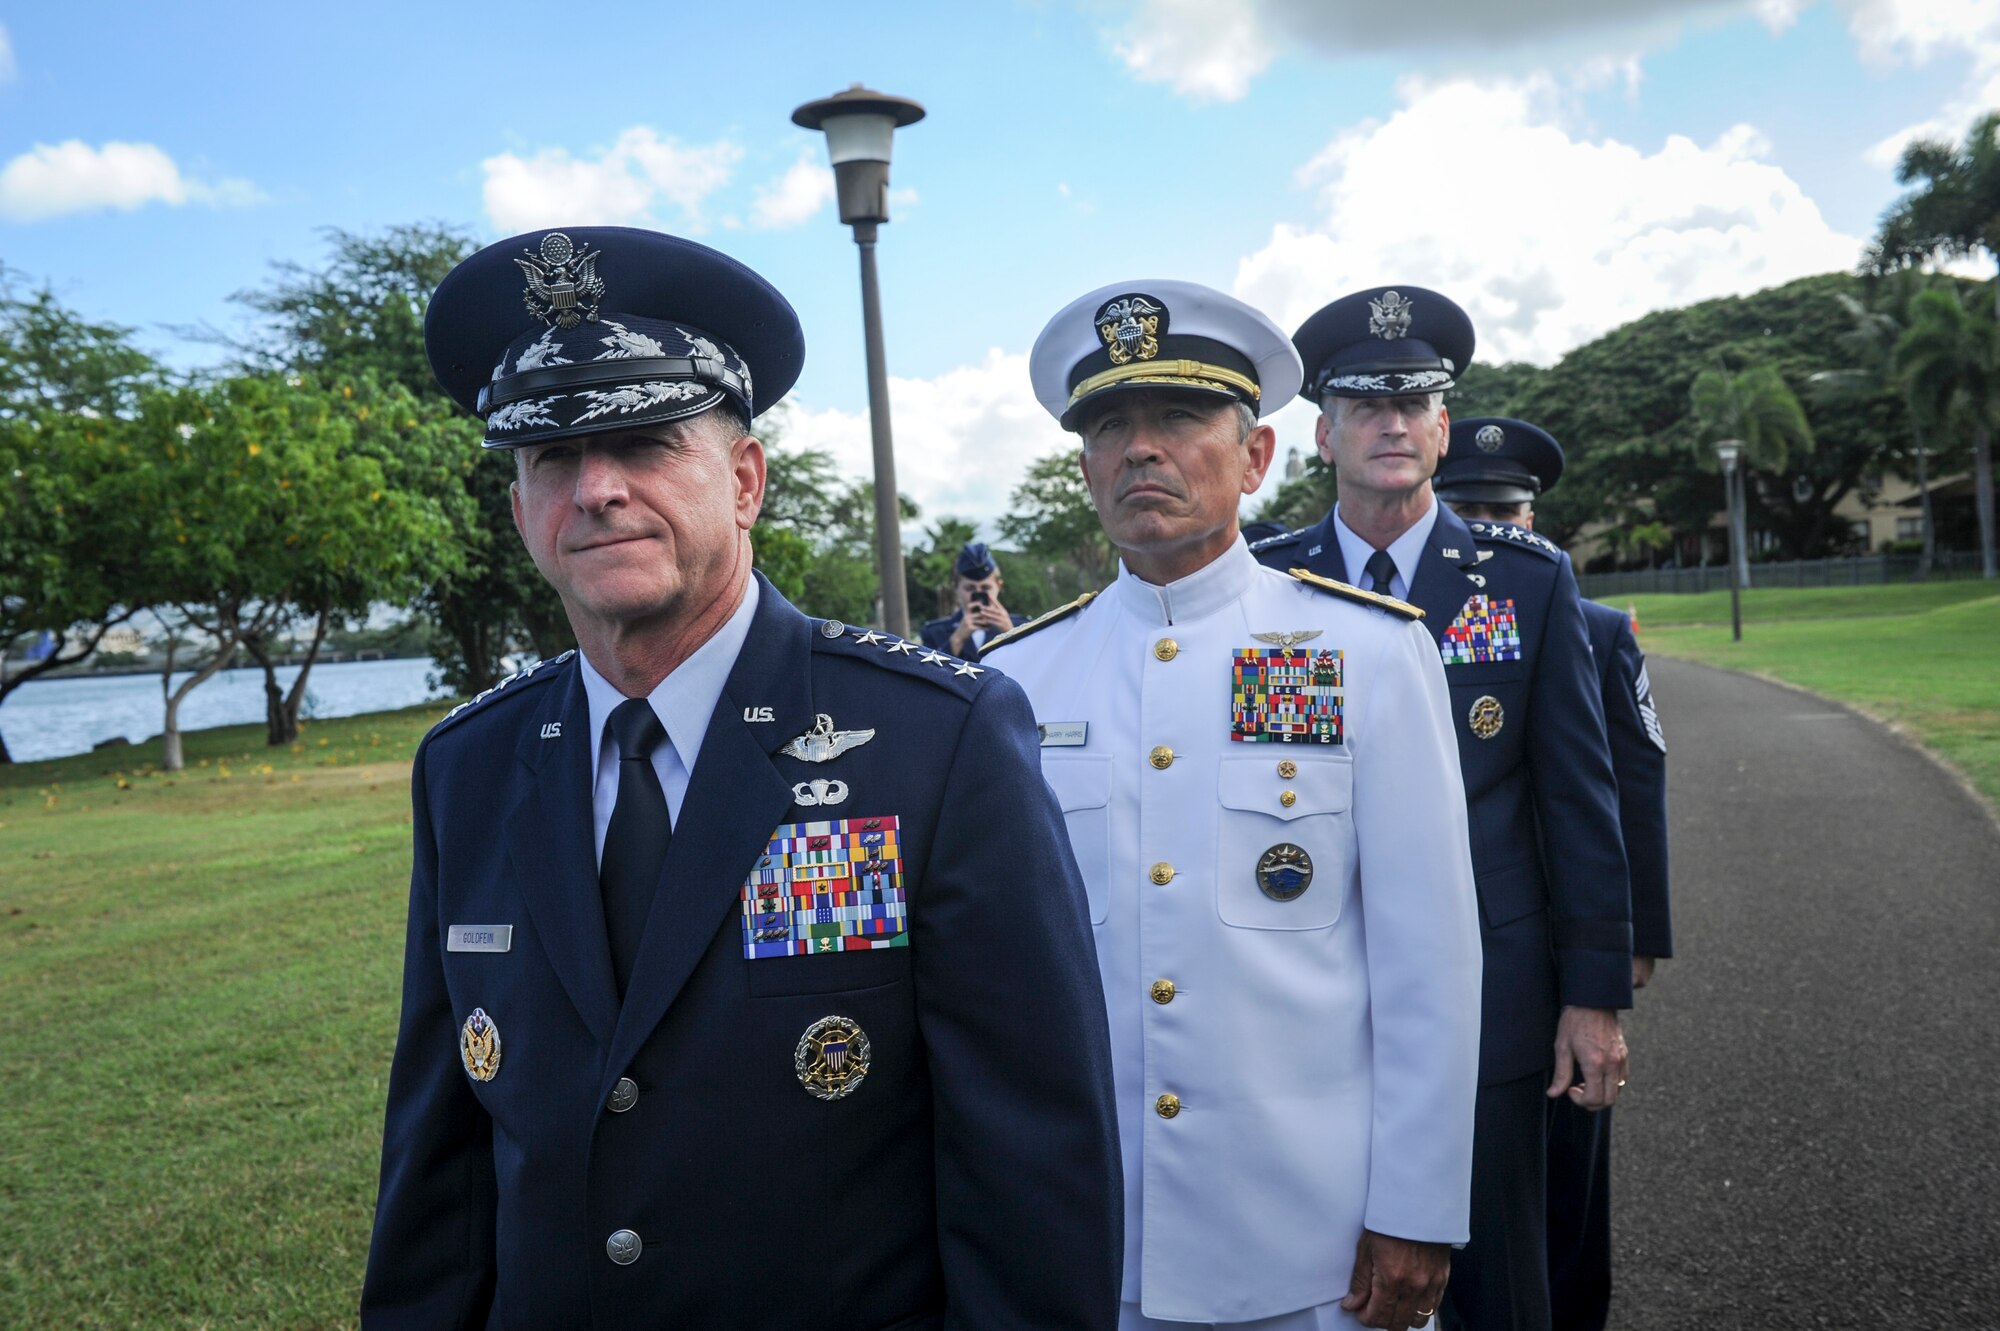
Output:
[516,231,606,329]
[1369,290,1415,340]
[781,713,876,763]
[1251,629,1325,650]
[1096,294,1164,365]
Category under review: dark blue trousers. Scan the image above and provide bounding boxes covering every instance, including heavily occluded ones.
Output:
[1546,1099,1613,1331]
[1442,1072,1552,1331]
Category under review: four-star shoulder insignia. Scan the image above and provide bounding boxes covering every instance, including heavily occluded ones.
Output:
[1286,569,1425,620]
[813,621,989,694]
[979,590,1100,654]
[1466,520,1563,561]
[1247,527,1308,554]
[431,649,577,738]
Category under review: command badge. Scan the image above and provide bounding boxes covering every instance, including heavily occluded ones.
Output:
[460,1007,502,1082]
[795,1015,871,1100]
[1256,843,1314,901]
[1095,293,1165,365]
[1468,695,1505,740]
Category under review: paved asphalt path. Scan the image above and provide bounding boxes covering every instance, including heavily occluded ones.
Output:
[1608,657,1999,1329]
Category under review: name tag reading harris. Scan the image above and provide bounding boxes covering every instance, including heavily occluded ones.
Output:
[1038,721,1089,747]
[447,925,513,953]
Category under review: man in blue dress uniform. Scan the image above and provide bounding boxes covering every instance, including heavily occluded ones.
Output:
[1251,289,1633,1331]
[1433,418,1675,1331]
[360,226,1121,1330]
[918,541,1027,660]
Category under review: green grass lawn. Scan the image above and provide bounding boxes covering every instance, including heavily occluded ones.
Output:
[0,706,446,1329]
[1619,584,2000,809]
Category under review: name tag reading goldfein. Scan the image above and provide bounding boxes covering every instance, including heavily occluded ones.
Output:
[1038,721,1089,747]
[447,925,514,953]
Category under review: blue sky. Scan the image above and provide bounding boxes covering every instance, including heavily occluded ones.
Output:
[2,0,1994,532]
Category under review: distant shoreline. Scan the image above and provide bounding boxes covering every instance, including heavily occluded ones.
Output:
[4,653,435,685]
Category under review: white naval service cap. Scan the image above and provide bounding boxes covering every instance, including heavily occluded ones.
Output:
[1030,279,1304,431]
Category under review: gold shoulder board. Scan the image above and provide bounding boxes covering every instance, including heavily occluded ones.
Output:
[1287,568,1424,621]
[980,590,1100,654]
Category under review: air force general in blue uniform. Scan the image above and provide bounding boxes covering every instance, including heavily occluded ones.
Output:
[360,227,1122,1329]
[1251,292,1633,1331]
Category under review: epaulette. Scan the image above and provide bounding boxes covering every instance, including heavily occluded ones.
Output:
[430,649,576,739]
[1466,520,1563,562]
[1286,568,1425,621]
[1248,526,1308,554]
[810,618,988,694]
[979,591,1099,654]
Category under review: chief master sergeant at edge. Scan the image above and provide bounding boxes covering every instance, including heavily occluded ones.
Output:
[985,278,1482,1331]
[359,225,1122,1330]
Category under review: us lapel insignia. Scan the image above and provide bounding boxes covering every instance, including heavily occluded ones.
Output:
[460,1007,502,1082]
[1440,595,1523,665]
[781,713,875,762]
[796,1014,872,1100]
[1256,843,1314,901]
[1233,647,1345,745]
[1250,629,1325,649]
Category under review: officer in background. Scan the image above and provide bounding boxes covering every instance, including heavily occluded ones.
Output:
[989,280,1483,1331]
[361,226,1121,1329]
[919,541,1026,659]
[1252,288,1632,1331]
[1434,418,1674,1331]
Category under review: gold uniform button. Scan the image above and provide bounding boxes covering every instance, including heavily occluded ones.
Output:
[1279,790,1297,807]
[1155,1093,1181,1119]
[1149,745,1175,770]
[1150,979,1177,1004]
[1154,638,1179,662]
[1277,759,1298,779]
[1149,862,1176,886]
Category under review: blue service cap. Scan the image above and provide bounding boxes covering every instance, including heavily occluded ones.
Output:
[1436,417,1564,504]
[1292,285,1475,402]
[954,542,998,580]
[1031,280,1302,431]
[425,226,805,449]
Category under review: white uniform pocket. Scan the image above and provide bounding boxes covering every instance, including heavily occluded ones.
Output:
[1042,755,1111,925]
[1214,755,1355,930]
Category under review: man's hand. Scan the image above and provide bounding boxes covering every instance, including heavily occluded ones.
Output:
[1633,955,1657,990]
[1339,1230,1450,1329]
[970,596,1012,634]
[1548,1005,1628,1110]
[947,616,978,655]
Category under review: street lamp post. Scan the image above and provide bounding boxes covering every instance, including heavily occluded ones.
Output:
[793,84,926,638]
[1716,439,1744,642]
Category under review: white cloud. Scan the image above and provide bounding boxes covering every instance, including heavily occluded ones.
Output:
[0,140,262,223]
[1112,0,1277,102]
[751,151,836,229]
[1843,0,2000,165]
[0,24,16,82]
[780,348,1064,534]
[1233,76,1863,366]
[481,128,742,234]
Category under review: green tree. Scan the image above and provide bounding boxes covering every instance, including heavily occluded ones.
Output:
[1895,287,1999,578]
[1689,363,1815,585]
[1868,112,2000,317]
[999,450,1114,595]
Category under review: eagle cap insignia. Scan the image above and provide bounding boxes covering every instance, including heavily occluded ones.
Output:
[1096,293,1166,365]
[1475,424,1506,452]
[516,231,606,329]
[1368,290,1415,340]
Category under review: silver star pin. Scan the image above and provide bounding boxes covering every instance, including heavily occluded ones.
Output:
[920,650,949,665]
[855,630,886,645]
[953,661,985,677]
[885,639,917,655]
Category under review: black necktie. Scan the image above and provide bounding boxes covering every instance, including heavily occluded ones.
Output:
[1364,549,1398,597]
[601,697,670,998]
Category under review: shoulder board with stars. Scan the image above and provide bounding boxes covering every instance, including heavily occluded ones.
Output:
[1287,568,1425,621]
[428,649,576,740]
[1247,526,1309,554]
[979,590,1099,655]
[1466,520,1564,562]
[812,619,988,692]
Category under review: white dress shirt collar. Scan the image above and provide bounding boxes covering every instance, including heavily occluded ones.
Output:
[1110,535,1259,627]
[1332,498,1439,602]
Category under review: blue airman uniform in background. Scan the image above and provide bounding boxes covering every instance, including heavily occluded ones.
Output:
[918,542,1028,659]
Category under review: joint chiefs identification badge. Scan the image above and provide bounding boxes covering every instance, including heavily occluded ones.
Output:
[1468,695,1505,740]
[460,1007,502,1082]
[795,1015,871,1101]
[1256,843,1314,902]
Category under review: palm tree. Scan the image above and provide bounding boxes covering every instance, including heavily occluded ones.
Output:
[1690,364,1815,586]
[1868,112,2000,318]
[1895,287,1999,578]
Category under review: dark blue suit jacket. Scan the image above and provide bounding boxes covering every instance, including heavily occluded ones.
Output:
[918,609,1029,660]
[1254,507,1633,1084]
[362,574,1121,1330]
[1581,599,1673,960]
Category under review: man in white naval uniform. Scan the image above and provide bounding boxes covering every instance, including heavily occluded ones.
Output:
[984,281,1482,1331]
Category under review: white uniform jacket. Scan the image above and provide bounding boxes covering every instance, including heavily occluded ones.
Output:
[985,541,1482,1324]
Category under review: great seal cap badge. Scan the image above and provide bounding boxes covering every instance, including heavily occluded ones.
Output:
[796,1015,872,1100]
[1255,843,1314,902]
[514,232,605,330]
[460,1007,502,1082]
